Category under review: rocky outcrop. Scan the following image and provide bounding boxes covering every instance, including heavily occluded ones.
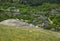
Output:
[0,19,40,28]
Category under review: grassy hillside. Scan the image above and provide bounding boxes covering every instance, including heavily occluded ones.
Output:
[0,24,60,41]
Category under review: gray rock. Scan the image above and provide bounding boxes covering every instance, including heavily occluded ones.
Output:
[0,19,43,30]
[0,19,35,27]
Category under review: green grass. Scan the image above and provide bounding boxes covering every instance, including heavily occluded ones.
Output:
[0,25,60,41]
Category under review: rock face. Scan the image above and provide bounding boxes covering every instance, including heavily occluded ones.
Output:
[0,19,37,28]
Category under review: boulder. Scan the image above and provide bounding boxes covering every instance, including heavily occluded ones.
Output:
[0,19,35,27]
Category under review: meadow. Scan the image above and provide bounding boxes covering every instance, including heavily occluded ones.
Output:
[0,24,60,41]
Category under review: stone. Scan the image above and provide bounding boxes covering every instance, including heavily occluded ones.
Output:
[0,19,35,28]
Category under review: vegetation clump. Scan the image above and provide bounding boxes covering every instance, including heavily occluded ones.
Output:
[0,0,60,31]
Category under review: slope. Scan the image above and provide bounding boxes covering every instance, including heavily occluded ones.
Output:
[0,24,60,41]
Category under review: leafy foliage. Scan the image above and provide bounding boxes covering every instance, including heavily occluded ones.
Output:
[0,2,60,31]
